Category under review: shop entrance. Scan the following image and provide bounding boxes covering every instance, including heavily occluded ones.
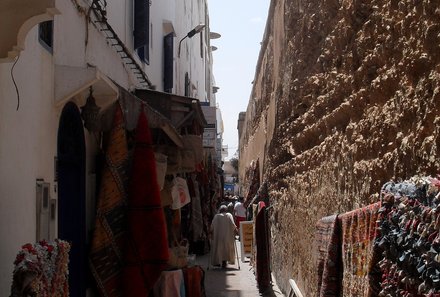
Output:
[57,102,87,297]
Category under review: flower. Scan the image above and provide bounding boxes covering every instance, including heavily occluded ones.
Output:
[11,240,70,296]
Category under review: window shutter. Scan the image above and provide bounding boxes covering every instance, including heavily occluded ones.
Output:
[184,73,190,97]
[134,0,149,50]
[164,33,174,92]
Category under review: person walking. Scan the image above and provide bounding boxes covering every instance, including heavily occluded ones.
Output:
[210,205,237,268]
[233,197,246,235]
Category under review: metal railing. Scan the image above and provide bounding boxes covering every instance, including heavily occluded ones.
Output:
[87,0,153,89]
[288,279,304,297]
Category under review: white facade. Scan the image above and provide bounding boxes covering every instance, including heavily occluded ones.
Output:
[0,0,216,294]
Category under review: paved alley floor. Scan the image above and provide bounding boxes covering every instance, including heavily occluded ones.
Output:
[195,240,285,297]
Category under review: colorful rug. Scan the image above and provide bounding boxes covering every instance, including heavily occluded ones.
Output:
[89,104,129,297]
[338,202,381,297]
[315,214,342,297]
[255,201,271,291]
[122,109,170,295]
[11,240,70,297]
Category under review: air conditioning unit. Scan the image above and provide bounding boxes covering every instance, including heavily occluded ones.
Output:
[36,180,56,241]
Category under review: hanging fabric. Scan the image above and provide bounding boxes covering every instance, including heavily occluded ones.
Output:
[122,108,169,296]
[315,214,342,297]
[338,202,381,297]
[154,152,167,190]
[89,104,129,297]
[255,201,271,291]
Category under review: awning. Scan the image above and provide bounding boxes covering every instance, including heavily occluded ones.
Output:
[54,66,183,148]
[135,89,208,129]
[116,86,184,148]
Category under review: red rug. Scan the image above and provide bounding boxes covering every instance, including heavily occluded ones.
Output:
[122,109,169,296]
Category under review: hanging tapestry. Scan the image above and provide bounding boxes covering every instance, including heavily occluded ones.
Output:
[10,240,70,297]
[122,109,169,295]
[255,201,271,291]
[339,202,381,297]
[89,104,129,297]
[315,214,342,297]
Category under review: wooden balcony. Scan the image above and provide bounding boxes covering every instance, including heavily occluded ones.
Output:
[0,0,59,62]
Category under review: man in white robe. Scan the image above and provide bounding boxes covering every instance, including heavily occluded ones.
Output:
[210,205,237,268]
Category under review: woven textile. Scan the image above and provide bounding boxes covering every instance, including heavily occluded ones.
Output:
[122,109,169,295]
[11,240,70,297]
[89,105,129,297]
[182,265,206,297]
[339,202,381,297]
[255,201,271,291]
[315,214,342,297]
[189,175,204,241]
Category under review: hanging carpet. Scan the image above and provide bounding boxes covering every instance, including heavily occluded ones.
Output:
[122,108,169,296]
[315,214,342,297]
[255,201,271,291]
[89,104,129,297]
[338,202,381,297]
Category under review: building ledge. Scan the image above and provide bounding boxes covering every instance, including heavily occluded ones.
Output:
[0,0,59,62]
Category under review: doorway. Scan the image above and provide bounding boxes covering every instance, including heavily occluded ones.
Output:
[57,102,86,297]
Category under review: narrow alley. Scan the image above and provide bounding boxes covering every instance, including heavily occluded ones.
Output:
[195,239,285,297]
[2,0,440,297]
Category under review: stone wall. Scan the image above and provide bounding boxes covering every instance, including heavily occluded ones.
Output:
[239,0,440,295]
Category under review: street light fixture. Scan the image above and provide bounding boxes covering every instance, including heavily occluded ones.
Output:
[178,24,206,57]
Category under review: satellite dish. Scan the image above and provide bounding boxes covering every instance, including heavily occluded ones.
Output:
[209,32,221,39]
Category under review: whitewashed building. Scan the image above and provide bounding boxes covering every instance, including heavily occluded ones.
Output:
[0,0,218,295]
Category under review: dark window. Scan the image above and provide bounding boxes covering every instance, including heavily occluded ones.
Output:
[39,21,53,53]
[163,33,174,93]
[200,32,203,58]
[134,0,150,64]
[184,72,190,97]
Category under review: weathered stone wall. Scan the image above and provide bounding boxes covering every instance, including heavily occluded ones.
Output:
[240,0,440,295]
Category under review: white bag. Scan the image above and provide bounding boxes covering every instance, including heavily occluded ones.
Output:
[170,177,191,209]
[154,153,167,190]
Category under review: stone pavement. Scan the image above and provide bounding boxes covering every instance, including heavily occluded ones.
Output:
[195,239,285,297]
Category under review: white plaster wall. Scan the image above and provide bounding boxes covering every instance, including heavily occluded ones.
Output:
[55,1,132,89]
[147,0,175,91]
[174,0,207,100]
[0,27,58,293]
[54,0,87,67]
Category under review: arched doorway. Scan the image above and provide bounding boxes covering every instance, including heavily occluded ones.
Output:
[57,102,86,297]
